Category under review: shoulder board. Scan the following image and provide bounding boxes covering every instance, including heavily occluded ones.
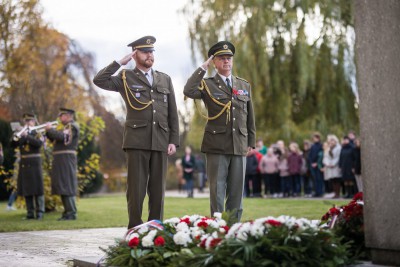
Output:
[155,70,169,77]
[204,77,214,80]
[235,76,249,83]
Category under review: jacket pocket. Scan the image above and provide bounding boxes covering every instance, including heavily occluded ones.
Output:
[205,125,227,135]
[239,127,248,136]
[126,119,148,129]
[158,121,169,132]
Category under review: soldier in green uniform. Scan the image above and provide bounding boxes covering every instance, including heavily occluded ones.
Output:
[45,108,79,220]
[184,41,256,222]
[93,36,179,229]
[11,113,45,220]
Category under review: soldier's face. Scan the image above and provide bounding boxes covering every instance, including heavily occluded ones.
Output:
[213,55,233,73]
[25,119,35,127]
[59,114,72,125]
[134,50,154,69]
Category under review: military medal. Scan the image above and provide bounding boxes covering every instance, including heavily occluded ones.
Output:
[135,92,141,98]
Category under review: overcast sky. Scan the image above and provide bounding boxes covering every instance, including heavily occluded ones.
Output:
[41,0,195,114]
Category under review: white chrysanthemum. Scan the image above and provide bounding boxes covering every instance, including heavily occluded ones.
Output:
[125,232,139,242]
[164,217,180,225]
[190,214,202,222]
[217,219,227,227]
[226,222,242,239]
[137,226,149,234]
[141,230,157,247]
[173,231,192,247]
[208,220,219,229]
[250,221,265,238]
[176,222,190,232]
[190,227,204,239]
[213,212,222,219]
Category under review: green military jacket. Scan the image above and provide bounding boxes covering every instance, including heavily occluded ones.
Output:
[46,121,79,196]
[184,67,256,156]
[93,61,180,152]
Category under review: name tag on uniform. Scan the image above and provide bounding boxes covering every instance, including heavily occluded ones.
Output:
[131,84,143,89]
[163,95,167,102]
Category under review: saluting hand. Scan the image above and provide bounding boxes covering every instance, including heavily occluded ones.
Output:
[201,55,214,70]
[119,51,135,65]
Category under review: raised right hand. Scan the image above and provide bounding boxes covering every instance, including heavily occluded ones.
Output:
[201,55,214,70]
[119,51,135,65]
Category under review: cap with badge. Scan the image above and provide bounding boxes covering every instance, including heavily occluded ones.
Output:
[208,41,235,58]
[23,113,36,121]
[127,36,156,52]
[58,107,75,116]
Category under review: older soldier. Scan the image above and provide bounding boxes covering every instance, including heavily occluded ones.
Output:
[93,36,179,229]
[184,41,256,221]
[46,108,79,220]
[11,113,45,220]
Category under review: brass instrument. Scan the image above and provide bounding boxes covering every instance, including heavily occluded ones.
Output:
[13,121,58,141]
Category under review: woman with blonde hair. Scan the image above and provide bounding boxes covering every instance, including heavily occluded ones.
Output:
[323,135,342,198]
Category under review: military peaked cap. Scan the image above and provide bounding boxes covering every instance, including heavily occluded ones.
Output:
[127,36,156,52]
[58,107,75,116]
[208,41,235,58]
[23,113,35,121]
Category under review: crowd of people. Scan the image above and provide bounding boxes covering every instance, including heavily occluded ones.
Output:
[245,131,362,199]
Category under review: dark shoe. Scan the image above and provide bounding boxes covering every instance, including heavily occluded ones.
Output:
[58,215,76,221]
[36,214,44,220]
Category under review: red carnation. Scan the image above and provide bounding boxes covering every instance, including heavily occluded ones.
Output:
[180,217,190,225]
[209,238,222,248]
[128,237,140,248]
[329,207,341,216]
[198,221,209,228]
[266,219,282,227]
[154,236,165,247]
[221,225,230,232]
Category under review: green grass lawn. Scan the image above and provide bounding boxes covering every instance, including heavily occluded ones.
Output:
[0,194,347,232]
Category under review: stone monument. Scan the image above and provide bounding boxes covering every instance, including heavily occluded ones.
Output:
[354,0,400,265]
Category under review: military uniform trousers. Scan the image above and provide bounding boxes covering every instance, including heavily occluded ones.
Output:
[25,195,45,219]
[126,149,167,229]
[206,153,246,222]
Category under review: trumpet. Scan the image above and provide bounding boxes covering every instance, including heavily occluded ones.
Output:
[13,121,58,140]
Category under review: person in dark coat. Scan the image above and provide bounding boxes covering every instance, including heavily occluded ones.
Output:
[245,149,259,197]
[309,133,324,197]
[11,113,44,220]
[46,108,79,220]
[339,136,356,198]
[181,146,196,198]
[287,142,303,197]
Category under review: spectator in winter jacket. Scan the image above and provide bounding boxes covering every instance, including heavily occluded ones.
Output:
[259,148,280,197]
[287,142,303,197]
[309,133,324,197]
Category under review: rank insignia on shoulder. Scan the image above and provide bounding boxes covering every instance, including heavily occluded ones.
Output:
[236,76,249,83]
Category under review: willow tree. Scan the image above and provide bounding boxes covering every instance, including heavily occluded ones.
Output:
[182,0,358,145]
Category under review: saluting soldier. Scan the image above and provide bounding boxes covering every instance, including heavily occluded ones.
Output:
[93,36,179,229]
[11,113,45,220]
[184,41,256,222]
[45,108,79,220]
